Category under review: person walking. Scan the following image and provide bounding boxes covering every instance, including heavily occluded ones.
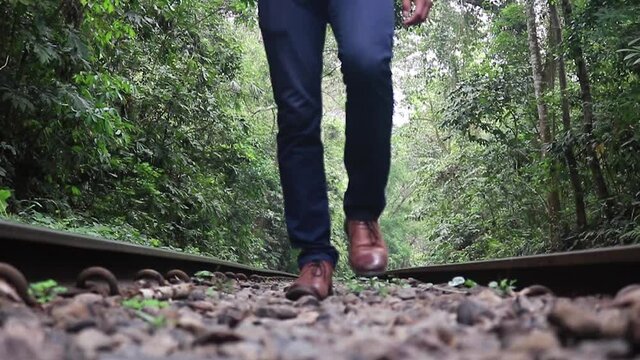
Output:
[258,0,432,300]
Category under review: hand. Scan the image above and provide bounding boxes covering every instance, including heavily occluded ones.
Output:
[402,0,434,26]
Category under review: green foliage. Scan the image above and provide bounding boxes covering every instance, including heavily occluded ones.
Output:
[29,279,67,304]
[122,297,169,327]
[489,279,517,295]
[0,189,10,216]
[381,0,640,266]
[133,310,166,328]
[0,0,290,270]
[1,0,638,273]
[618,38,640,67]
[122,297,168,311]
[448,276,477,288]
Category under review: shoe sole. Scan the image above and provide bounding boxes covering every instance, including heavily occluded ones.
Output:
[286,287,318,301]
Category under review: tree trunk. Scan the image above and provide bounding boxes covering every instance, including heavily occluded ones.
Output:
[549,2,588,231]
[560,0,613,219]
[525,0,561,243]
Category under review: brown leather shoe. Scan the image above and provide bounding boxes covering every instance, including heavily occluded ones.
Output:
[285,261,333,301]
[345,220,388,276]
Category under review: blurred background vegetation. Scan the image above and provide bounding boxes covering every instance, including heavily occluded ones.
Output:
[1,0,638,274]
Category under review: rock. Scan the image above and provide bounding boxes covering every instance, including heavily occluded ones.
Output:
[455,330,501,352]
[73,293,104,305]
[193,329,242,345]
[219,341,263,360]
[342,293,360,304]
[417,283,434,290]
[549,299,629,339]
[177,310,207,335]
[141,331,179,357]
[548,299,601,338]
[51,300,91,325]
[519,285,553,297]
[576,339,631,358]
[189,300,214,312]
[254,305,298,320]
[337,335,397,359]
[513,294,546,315]
[612,284,640,308]
[117,325,151,344]
[280,339,324,360]
[393,314,414,326]
[507,330,560,353]
[65,318,97,333]
[475,289,504,306]
[396,287,416,300]
[285,311,319,326]
[597,308,629,338]
[295,295,320,308]
[456,299,494,325]
[188,289,206,301]
[216,306,246,327]
[0,318,47,360]
[629,304,640,346]
[74,328,115,359]
[366,308,397,325]
[6,270,640,360]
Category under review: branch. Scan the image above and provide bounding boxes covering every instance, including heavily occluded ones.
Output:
[0,56,9,71]
[251,105,277,116]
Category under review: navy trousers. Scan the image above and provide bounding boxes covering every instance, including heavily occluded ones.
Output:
[258,0,394,269]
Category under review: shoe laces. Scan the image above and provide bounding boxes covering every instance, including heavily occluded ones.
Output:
[355,220,381,246]
[303,261,325,277]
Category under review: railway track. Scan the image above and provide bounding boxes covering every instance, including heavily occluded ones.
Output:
[387,244,640,296]
[2,219,640,359]
[0,219,294,286]
[1,218,639,298]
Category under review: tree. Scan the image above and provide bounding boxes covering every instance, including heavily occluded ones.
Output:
[549,1,587,230]
[560,0,613,218]
[525,0,562,243]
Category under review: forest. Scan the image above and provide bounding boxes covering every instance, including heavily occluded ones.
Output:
[0,0,638,274]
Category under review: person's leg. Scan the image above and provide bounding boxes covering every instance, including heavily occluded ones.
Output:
[258,0,338,269]
[328,0,395,221]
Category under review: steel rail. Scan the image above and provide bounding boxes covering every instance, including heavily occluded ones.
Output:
[387,245,640,295]
[0,220,295,284]
[2,219,638,296]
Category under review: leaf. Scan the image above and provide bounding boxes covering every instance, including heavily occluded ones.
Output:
[0,189,11,214]
[0,189,10,203]
[70,186,81,196]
